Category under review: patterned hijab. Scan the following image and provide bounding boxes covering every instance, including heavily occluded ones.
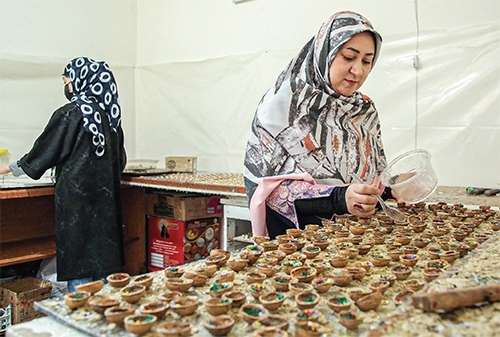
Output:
[244,11,387,186]
[63,57,121,157]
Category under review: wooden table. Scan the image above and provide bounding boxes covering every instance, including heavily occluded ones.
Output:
[3,175,498,274]
[0,185,147,276]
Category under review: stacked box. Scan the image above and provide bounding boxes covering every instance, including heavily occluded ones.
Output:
[146,191,222,271]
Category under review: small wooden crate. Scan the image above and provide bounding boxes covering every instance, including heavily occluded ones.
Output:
[0,277,52,324]
[164,156,197,173]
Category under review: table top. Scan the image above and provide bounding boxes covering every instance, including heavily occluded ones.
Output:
[6,316,90,337]
[122,172,246,196]
[2,170,500,208]
[31,200,500,337]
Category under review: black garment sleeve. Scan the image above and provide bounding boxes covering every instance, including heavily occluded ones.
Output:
[294,186,348,225]
[265,186,348,238]
[18,103,80,179]
[118,127,127,172]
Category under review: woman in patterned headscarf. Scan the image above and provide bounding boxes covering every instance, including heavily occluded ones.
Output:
[0,57,127,290]
[244,11,393,238]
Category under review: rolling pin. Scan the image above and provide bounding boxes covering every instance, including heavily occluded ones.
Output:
[412,284,500,312]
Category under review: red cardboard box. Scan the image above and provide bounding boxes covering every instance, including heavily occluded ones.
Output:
[147,215,220,271]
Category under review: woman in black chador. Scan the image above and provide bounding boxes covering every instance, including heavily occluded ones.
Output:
[0,57,127,291]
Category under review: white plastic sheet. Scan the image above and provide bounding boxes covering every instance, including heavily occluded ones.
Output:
[1,0,499,188]
[0,0,137,162]
[135,0,500,188]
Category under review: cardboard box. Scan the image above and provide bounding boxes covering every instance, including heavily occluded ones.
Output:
[145,191,222,221]
[0,278,51,324]
[165,156,197,173]
[147,215,220,271]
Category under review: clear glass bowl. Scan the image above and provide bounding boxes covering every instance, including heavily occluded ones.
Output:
[380,149,438,203]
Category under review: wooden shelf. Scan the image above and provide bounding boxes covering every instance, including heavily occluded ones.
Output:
[0,186,55,200]
[0,237,56,267]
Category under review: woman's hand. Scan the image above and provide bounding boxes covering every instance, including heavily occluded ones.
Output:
[345,183,380,218]
[0,165,11,175]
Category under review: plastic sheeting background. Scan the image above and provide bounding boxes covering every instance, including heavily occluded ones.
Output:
[1,0,499,188]
[0,0,138,162]
[136,0,500,188]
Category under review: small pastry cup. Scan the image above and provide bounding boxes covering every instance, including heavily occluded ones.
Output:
[391,264,412,280]
[239,303,268,323]
[260,314,289,331]
[346,266,366,281]
[120,284,146,304]
[327,295,352,313]
[204,314,235,336]
[87,295,119,313]
[331,271,353,287]
[165,277,194,292]
[355,291,382,311]
[289,280,314,295]
[205,297,233,316]
[399,254,419,267]
[295,291,319,310]
[164,266,185,279]
[124,314,157,336]
[171,296,199,316]
[369,280,391,294]
[259,291,286,312]
[278,243,297,255]
[138,300,169,319]
[338,311,362,330]
[159,290,182,303]
[209,282,233,298]
[254,326,289,337]
[222,290,246,308]
[272,274,291,292]
[75,280,104,295]
[64,291,90,310]
[312,277,333,294]
[183,270,209,287]
[227,258,249,272]
[290,266,317,283]
[246,272,267,284]
[371,256,391,267]
[154,321,192,337]
[106,273,130,288]
[104,305,134,325]
[132,274,154,289]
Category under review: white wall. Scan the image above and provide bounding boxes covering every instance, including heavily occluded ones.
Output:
[0,0,137,161]
[135,0,500,188]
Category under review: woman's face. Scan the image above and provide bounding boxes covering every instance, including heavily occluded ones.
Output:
[329,32,375,96]
[62,75,73,100]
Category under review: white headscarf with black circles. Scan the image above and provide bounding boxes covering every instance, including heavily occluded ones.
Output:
[63,57,121,157]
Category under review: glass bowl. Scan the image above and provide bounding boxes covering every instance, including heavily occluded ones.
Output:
[380,149,437,203]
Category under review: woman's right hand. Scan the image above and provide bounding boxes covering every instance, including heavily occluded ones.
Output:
[345,183,380,218]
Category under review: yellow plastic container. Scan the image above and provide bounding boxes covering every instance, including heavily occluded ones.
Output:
[0,148,10,166]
